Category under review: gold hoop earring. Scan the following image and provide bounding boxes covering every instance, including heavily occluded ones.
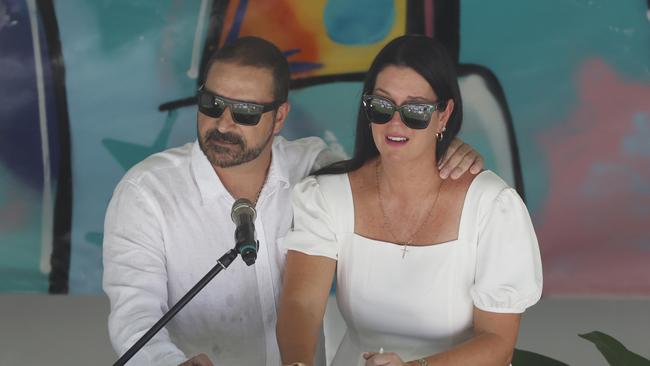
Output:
[436,126,446,142]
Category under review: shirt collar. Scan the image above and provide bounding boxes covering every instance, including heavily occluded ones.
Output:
[191,140,290,206]
[266,139,291,190]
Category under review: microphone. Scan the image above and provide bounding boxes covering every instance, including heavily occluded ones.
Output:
[231,198,259,266]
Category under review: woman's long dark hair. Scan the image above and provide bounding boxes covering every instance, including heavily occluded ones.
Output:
[314,35,463,176]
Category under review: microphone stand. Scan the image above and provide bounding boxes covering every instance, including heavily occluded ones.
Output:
[113,245,245,366]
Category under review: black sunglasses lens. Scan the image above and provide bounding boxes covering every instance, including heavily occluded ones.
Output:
[198,92,225,118]
[232,112,261,125]
[402,117,429,129]
[364,97,394,124]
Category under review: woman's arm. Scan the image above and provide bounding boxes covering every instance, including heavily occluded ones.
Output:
[430,307,520,366]
[277,250,337,365]
[426,307,520,365]
[365,307,520,366]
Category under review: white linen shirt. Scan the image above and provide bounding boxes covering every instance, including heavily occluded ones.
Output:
[103,136,340,365]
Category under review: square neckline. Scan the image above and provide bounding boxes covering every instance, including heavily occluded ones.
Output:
[342,170,492,248]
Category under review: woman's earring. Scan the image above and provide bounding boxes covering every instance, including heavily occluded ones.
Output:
[436,126,446,142]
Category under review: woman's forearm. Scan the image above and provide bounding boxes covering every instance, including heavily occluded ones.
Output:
[414,331,514,366]
[277,297,324,365]
[277,251,336,365]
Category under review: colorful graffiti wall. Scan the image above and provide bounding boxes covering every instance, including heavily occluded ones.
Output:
[1,0,649,295]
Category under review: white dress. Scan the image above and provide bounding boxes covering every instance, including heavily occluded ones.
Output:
[281,170,543,366]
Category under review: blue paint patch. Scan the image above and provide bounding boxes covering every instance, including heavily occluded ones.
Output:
[324,0,394,45]
[289,61,324,73]
[623,112,650,157]
[634,239,650,252]
[581,162,615,197]
[582,161,650,198]
[283,48,301,57]
[0,0,44,190]
[284,49,324,73]
[224,0,248,44]
[631,172,650,196]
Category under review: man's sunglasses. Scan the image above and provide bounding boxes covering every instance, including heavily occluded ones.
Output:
[197,85,283,126]
[362,94,446,130]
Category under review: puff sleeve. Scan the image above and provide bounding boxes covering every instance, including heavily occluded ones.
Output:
[280,176,340,260]
[470,187,543,313]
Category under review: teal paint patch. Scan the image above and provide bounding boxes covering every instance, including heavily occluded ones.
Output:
[85,232,103,246]
[324,0,394,45]
[284,82,364,155]
[85,1,168,52]
[53,0,200,293]
[0,164,48,293]
[102,110,178,171]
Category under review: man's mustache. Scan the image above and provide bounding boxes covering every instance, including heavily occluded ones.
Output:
[205,129,244,147]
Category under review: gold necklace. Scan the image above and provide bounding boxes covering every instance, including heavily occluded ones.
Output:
[252,167,270,207]
[375,160,442,258]
[252,183,264,207]
[249,162,270,207]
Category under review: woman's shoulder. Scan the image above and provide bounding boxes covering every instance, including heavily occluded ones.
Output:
[463,170,520,212]
[304,160,375,193]
[470,170,510,194]
[294,172,351,204]
[441,169,507,201]
[306,172,350,188]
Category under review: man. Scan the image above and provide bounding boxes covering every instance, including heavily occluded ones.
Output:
[103,37,483,366]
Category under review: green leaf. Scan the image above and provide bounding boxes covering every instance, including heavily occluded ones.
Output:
[579,331,650,366]
[512,348,570,366]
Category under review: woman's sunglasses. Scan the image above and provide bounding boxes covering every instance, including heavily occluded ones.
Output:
[197,85,282,126]
[362,94,446,130]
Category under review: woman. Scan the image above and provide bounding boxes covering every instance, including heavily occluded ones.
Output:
[277,35,542,366]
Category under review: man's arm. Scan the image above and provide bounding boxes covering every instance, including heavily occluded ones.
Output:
[103,180,188,366]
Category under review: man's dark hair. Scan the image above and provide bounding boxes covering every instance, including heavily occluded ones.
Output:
[203,36,290,102]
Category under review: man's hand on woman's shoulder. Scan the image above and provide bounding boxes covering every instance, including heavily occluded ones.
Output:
[438,137,484,179]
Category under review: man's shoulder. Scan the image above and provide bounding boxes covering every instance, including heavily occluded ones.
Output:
[121,142,194,184]
[272,136,328,176]
[272,136,347,182]
[272,135,328,157]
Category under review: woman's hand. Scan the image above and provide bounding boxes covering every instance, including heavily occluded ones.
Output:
[362,351,407,366]
[178,353,214,366]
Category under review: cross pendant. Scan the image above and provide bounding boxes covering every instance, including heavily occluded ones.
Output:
[401,245,408,259]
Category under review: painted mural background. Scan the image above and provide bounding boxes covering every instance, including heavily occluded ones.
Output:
[0,0,648,295]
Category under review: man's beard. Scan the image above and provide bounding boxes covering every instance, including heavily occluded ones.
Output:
[198,126,274,168]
